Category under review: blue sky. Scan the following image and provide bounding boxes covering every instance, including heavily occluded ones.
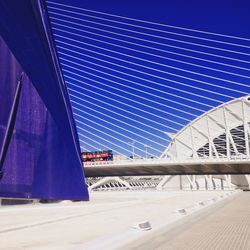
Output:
[46,0,250,158]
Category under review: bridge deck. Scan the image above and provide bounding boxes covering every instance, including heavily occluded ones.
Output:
[84,159,250,177]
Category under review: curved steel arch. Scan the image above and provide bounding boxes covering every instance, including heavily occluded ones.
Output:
[162,95,250,160]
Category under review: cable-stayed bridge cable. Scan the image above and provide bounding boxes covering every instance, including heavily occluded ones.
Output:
[75,118,163,155]
[53,28,250,91]
[48,12,249,65]
[69,90,172,144]
[46,1,250,158]
[50,17,250,72]
[70,87,242,153]
[67,84,180,132]
[77,129,139,157]
[47,1,250,41]
[64,71,198,118]
[80,141,98,151]
[54,28,249,89]
[65,74,193,124]
[47,5,250,54]
[59,53,233,104]
[69,95,170,148]
[77,124,157,158]
[60,59,214,111]
[51,20,250,79]
[54,35,249,96]
[48,11,250,64]
[73,110,167,155]
[75,120,158,157]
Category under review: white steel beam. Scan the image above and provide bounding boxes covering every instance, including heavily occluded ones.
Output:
[242,100,250,158]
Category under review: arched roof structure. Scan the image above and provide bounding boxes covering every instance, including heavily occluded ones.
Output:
[161,96,250,161]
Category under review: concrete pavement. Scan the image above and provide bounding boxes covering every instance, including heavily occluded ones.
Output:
[125,191,250,250]
[0,190,238,249]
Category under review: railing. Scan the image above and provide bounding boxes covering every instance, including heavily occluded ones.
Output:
[84,154,250,167]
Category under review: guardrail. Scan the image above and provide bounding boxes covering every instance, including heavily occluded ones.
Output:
[84,154,250,167]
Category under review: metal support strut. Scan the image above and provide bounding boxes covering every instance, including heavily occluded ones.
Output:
[0,73,24,179]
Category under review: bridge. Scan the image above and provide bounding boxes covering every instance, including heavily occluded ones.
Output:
[44,2,250,190]
[84,96,250,191]
[0,2,250,249]
[46,1,250,165]
[84,157,250,177]
[0,0,249,198]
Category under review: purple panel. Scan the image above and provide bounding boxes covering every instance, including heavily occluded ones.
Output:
[0,0,89,200]
[0,36,45,197]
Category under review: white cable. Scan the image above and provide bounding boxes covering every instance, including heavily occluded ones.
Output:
[77,128,139,157]
[75,117,162,155]
[67,84,180,132]
[47,5,250,55]
[60,58,213,110]
[51,20,250,79]
[75,104,166,149]
[71,94,170,147]
[53,27,250,91]
[62,69,205,115]
[72,88,239,152]
[73,93,246,153]
[65,73,192,124]
[54,35,248,98]
[64,70,198,118]
[47,1,250,41]
[77,108,249,157]
[69,90,172,144]
[76,120,156,157]
[77,121,157,158]
[74,89,244,158]
[49,10,250,65]
[69,94,170,147]
[59,52,228,104]
[75,119,158,157]
[70,83,250,158]
[50,16,250,72]
[80,141,99,151]
[56,42,242,105]
[79,145,88,151]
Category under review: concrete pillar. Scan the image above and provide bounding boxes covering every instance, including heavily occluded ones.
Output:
[205,175,214,190]
[224,175,232,190]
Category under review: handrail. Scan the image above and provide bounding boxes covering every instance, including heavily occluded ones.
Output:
[84,154,250,167]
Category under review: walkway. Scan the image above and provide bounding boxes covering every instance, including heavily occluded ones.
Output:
[0,191,229,249]
[126,192,250,250]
